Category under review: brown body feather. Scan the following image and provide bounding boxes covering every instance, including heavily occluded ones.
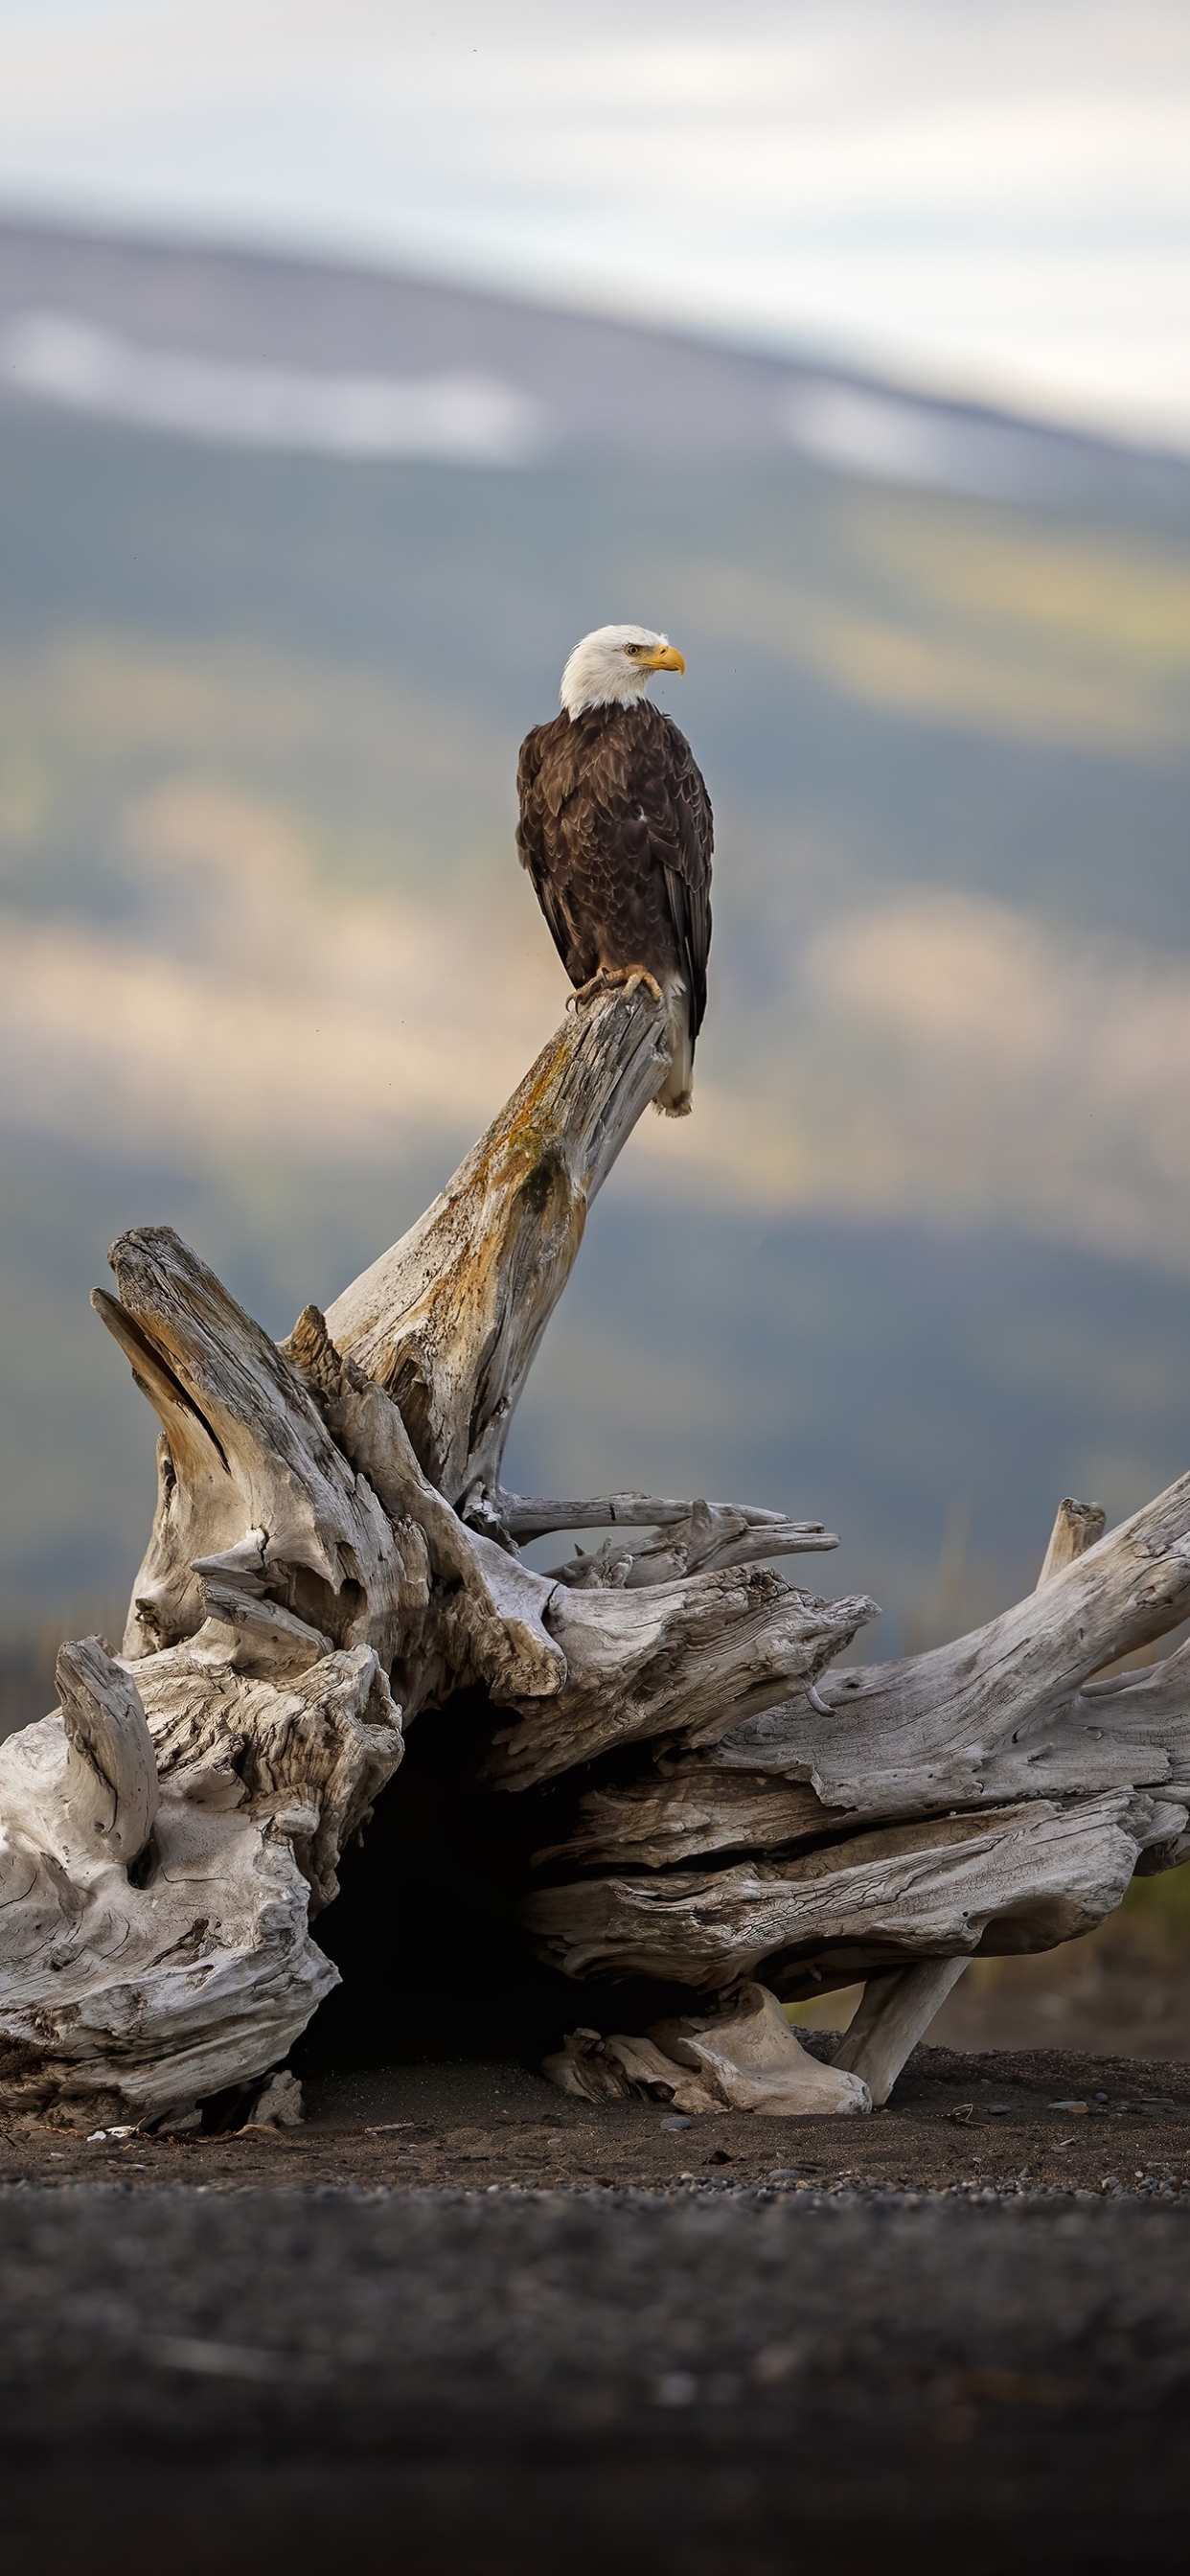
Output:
[515,700,713,1112]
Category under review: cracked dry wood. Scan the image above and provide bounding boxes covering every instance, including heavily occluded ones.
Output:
[486,1574,877,1788]
[93,1227,411,1668]
[5,980,1190,2124]
[324,986,675,1501]
[802,1483,1190,1820]
[0,1634,400,2128]
[526,1789,1186,1989]
[527,1484,1190,2001]
[828,1486,1111,2104]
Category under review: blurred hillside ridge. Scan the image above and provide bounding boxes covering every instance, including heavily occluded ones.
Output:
[2,216,1190,1705]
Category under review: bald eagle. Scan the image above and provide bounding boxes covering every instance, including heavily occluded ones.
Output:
[516,624,713,1116]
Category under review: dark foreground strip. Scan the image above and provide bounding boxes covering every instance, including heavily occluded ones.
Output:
[3,2186,1188,2572]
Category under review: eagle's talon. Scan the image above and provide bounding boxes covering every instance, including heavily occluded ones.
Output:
[601,966,664,1006]
[571,970,612,1007]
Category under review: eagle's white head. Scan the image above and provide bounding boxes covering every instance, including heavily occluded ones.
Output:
[560,624,686,720]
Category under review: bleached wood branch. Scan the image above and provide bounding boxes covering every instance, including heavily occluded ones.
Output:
[533,1762,829,1872]
[488,1490,825,1541]
[539,1498,839,1590]
[324,986,673,1501]
[831,1961,971,2104]
[93,1226,411,1667]
[281,1302,564,1714]
[57,1635,158,1866]
[525,1787,1183,1988]
[795,1472,1190,1819]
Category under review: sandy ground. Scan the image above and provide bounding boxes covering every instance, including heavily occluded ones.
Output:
[6,2042,1190,2572]
[9,2038,1190,2199]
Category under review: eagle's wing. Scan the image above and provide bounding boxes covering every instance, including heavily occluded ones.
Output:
[515,720,575,972]
[652,714,714,1039]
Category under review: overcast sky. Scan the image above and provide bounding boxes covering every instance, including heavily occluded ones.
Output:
[0,0,1186,445]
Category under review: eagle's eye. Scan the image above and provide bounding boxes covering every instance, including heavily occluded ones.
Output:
[624,643,642,657]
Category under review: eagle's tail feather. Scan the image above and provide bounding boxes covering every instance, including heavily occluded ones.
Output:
[654,980,695,1116]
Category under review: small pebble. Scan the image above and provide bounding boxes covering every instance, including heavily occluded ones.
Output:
[660,2115,692,2131]
[1047,2101,1088,2114]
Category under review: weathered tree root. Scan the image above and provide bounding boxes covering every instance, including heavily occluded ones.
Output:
[3,986,1189,2126]
[544,1984,871,2119]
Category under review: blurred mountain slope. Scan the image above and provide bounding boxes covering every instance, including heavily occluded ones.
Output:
[2,218,1189,1662]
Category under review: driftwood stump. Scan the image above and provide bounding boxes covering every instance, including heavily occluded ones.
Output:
[3,987,1189,2128]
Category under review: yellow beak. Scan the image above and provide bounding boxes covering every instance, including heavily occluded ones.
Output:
[645,643,685,675]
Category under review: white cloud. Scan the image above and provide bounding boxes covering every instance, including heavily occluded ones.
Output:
[0,2,1187,442]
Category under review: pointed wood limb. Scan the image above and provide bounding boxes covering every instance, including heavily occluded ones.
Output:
[831,1961,971,2106]
[489,1491,825,1542]
[94,1227,409,1664]
[57,1636,158,1867]
[323,985,673,1501]
[1038,1495,1107,1587]
[541,1499,838,1590]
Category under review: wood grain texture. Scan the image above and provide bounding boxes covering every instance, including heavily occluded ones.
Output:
[324,986,673,1500]
[525,1790,1185,1988]
[0,1635,400,2128]
[486,1574,877,1788]
[830,1488,1114,2101]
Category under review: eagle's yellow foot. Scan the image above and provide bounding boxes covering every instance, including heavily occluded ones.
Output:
[570,965,664,1010]
[569,969,613,1009]
[602,965,664,1005]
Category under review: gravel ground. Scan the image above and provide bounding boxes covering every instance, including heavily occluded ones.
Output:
[7,2046,1190,2572]
[11,2039,1190,2199]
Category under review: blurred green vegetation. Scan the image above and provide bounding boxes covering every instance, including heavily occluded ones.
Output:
[1120,1863,1190,1952]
